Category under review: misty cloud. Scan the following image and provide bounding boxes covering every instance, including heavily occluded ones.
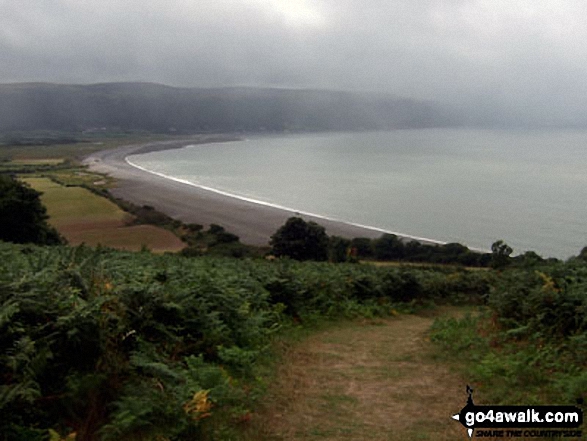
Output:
[1,0,587,125]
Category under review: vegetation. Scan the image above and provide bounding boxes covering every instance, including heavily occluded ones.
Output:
[268,217,557,269]
[268,217,495,266]
[430,257,587,409]
[0,187,585,439]
[367,234,493,266]
[0,159,71,176]
[0,175,62,246]
[270,217,329,261]
[180,225,257,259]
[22,178,185,253]
[490,239,514,269]
[0,241,493,440]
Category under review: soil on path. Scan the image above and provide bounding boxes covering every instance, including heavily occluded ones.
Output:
[250,313,469,440]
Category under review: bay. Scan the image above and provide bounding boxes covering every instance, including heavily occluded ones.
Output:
[128,129,587,259]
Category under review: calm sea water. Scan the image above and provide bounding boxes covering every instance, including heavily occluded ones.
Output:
[128,129,587,259]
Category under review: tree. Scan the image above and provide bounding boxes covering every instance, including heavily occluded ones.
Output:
[515,250,544,267]
[490,240,513,269]
[270,217,329,261]
[328,235,351,263]
[350,237,374,259]
[203,223,236,243]
[373,234,405,260]
[0,175,62,245]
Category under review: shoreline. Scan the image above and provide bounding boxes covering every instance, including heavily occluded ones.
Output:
[84,136,447,247]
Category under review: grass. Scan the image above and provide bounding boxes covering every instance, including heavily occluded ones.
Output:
[363,260,489,271]
[9,158,65,165]
[43,168,116,188]
[430,311,587,403]
[0,141,114,161]
[429,310,587,440]
[24,178,127,224]
[243,311,469,440]
[65,224,187,252]
[22,177,185,253]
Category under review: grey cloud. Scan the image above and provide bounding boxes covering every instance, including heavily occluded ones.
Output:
[1,0,586,126]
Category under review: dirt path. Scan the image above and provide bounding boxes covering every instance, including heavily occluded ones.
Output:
[249,313,469,440]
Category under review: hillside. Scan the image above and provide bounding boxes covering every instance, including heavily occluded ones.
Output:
[0,241,490,440]
[1,240,586,439]
[0,83,455,134]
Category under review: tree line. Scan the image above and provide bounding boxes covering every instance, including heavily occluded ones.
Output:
[269,216,558,268]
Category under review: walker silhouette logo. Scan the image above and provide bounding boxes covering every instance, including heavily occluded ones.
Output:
[452,386,583,438]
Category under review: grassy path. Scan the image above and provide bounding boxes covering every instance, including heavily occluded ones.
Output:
[248,313,469,440]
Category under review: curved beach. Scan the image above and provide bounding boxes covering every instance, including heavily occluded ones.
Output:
[83,136,442,247]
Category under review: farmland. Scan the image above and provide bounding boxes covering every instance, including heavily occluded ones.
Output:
[23,177,185,252]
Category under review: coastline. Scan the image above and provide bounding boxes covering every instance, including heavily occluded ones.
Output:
[83,136,446,247]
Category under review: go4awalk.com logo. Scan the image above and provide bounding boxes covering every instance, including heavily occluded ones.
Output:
[452,386,584,438]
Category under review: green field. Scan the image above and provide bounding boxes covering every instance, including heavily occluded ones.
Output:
[23,177,185,252]
[0,134,172,161]
[0,141,115,161]
[9,158,65,165]
[43,169,115,188]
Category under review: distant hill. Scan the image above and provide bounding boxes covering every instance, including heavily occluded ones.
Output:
[0,82,457,133]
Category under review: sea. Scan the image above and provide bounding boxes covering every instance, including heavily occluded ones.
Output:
[127,128,587,259]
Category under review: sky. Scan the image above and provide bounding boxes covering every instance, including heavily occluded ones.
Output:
[2,0,587,125]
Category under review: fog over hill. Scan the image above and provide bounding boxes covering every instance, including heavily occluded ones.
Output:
[0,82,457,134]
[3,2,587,129]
